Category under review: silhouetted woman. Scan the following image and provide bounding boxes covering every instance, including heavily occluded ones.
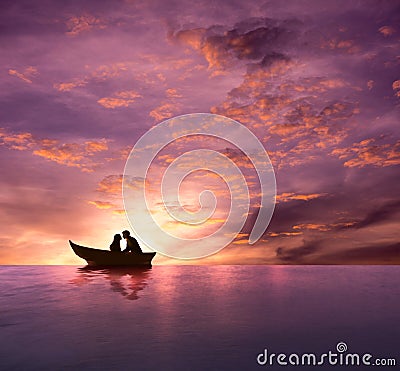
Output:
[110,234,122,252]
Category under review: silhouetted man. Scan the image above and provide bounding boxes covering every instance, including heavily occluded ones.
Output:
[122,230,143,254]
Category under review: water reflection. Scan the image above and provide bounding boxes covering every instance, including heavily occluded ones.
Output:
[71,266,152,301]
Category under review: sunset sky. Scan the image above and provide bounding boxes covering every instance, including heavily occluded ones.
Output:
[1,0,399,264]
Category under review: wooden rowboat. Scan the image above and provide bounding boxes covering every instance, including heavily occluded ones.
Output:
[69,240,156,266]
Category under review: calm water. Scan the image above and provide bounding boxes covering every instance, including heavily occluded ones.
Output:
[0,265,399,370]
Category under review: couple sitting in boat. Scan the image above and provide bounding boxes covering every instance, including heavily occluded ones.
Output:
[110,230,143,254]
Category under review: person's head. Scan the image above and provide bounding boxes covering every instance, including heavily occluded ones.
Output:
[113,234,122,241]
[122,230,130,239]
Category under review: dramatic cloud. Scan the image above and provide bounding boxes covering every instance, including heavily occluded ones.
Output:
[169,17,299,72]
[0,0,399,264]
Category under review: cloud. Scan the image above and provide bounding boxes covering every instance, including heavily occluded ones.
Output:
[0,130,35,150]
[276,193,327,203]
[378,26,396,37]
[33,139,109,171]
[54,63,132,92]
[235,101,352,166]
[1,1,399,264]
[210,50,358,169]
[275,239,324,263]
[88,200,115,209]
[124,176,146,191]
[65,14,107,36]
[52,55,197,95]
[354,200,400,229]
[113,209,125,215]
[170,18,297,72]
[149,101,182,122]
[85,140,109,153]
[105,145,133,162]
[53,80,87,92]
[332,139,400,168]
[268,231,303,237]
[0,128,110,172]
[166,88,182,98]
[34,146,85,167]
[96,175,123,195]
[98,90,142,109]
[393,80,400,97]
[318,242,400,264]
[292,222,355,232]
[8,66,38,84]
[320,38,360,54]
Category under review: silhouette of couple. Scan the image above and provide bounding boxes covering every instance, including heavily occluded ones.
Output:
[110,230,143,254]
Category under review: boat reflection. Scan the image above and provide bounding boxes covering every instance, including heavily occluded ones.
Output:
[71,266,153,301]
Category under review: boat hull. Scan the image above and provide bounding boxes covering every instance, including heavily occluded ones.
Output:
[70,240,156,266]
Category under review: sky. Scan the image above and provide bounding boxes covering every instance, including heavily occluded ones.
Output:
[0,0,399,265]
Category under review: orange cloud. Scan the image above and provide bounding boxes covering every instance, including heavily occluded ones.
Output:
[0,128,110,172]
[211,63,354,145]
[200,41,230,70]
[170,28,230,70]
[293,223,331,232]
[319,79,346,89]
[88,200,115,209]
[171,28,206,50]
[212,92,291,128]
[34,146,84,167]
[98,90,142,109]
[65,14,107,36]
[85,139,109,153]
[231,239,251,245]
[0,130,34,150]
[393,80,400,97]
[267,231,303,237]
[8,66,38,84]
[279,78,346,94]
[149,101,181,122]
[293,221,356,231]
[276,192,327,203]
[269,123,303,139]
[214,69,356,168]
[97,175,123,195]
[166,88,182,98]
[113,209,125,215]
[54,80,86,92]
[33,139,109,171]
[332,139,400,168]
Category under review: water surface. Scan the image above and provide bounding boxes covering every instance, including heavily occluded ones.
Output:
[0,265,399,370]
